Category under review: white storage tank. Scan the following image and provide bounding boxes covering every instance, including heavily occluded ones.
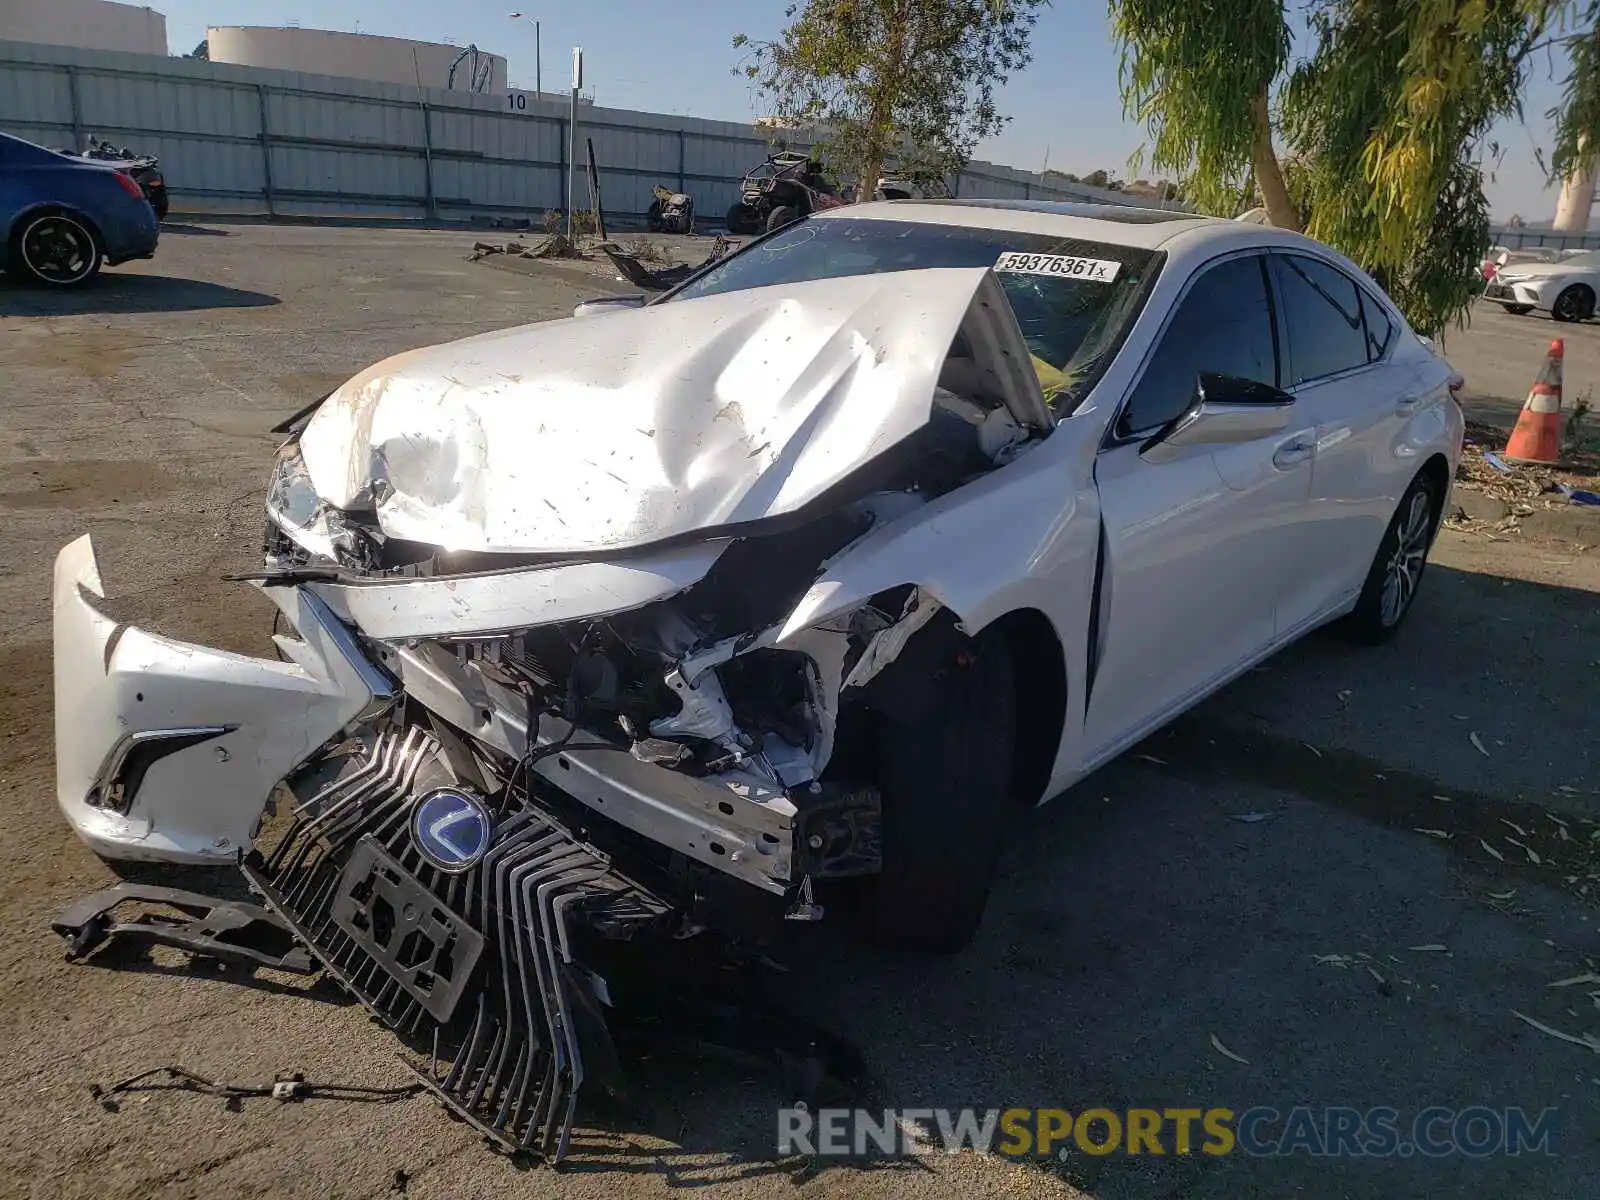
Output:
[208,27,507,93]
[0,0,167,56]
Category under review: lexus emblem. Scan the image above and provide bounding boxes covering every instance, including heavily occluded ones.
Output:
[410,788,493,872]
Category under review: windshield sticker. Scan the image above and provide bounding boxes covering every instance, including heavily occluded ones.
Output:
[993,252,1121,282]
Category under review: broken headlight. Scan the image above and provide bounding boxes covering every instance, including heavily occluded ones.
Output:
[265,442,341,563]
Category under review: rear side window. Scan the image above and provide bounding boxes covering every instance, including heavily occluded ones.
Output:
[1119,255,1278,436]
[1361,290,1395,361]
[1274,254,1370,384]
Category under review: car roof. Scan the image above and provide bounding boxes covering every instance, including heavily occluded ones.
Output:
[811,197,1368,275]
[814,197,1216,247]
[1,130,72,160]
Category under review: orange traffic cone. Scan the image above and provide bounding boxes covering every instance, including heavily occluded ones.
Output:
[1504,339,1565,465]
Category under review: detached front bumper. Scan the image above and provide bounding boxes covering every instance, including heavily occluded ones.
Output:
[52,535,390,863]
[52,536,805,893]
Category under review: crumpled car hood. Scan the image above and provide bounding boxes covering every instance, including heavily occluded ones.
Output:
[299,267,995,555]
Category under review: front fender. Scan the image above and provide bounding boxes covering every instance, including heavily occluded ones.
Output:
[773,444,1100,789]
[778,445,1097,641]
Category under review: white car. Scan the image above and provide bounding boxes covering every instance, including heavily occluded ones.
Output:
[1484,247,1600,320]
[51,200,1461,1156]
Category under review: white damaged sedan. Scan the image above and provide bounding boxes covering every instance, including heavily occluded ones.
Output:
[52,200,1461,1150]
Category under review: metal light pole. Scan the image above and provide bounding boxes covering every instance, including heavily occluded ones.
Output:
[508,12,541,95]
[567,47,582,239]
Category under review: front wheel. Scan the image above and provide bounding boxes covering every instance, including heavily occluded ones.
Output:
[1551,284,1595,322]
[9,211,102,286]
[765,204,799,233]
[1343,471,1440,644]
[150,189,170,221]
[725,203,760,234]
[1503,304,1533,315]
[868,625,1016,954]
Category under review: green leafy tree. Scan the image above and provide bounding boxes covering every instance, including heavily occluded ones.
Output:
[1546,4,1600,181]
[1283,0,1544,332]
[1112,0,1297,227]
[734,1,1045,198]
[1110,0,1575,333]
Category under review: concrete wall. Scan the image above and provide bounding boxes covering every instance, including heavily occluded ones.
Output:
[0,0,165,57]
[208,28,507,95]
[0,39,1170,224]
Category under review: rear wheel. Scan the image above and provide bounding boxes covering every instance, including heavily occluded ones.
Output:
[151,189,170,221]
[868,625,1016,954]
[1343,470,1441,644]
[1551,284,1594,322]
[9,211,101,286]
[765,204,799,233]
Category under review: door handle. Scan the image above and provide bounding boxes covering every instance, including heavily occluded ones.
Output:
[1273,436,1315,468]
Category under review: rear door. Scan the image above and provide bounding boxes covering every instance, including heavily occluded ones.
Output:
[1084,252,1316,762]
[1268,253,1415,631]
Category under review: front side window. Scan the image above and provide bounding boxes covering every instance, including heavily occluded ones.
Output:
[670,218,1162,415]
[1274,254,1370,384]
[1118,255,1278,437]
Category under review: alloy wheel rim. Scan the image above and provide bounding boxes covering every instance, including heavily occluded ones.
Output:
[21,217,94,283]
[1380,490,1432,626]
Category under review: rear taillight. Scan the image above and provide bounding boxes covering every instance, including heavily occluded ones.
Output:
[112,171,143,199]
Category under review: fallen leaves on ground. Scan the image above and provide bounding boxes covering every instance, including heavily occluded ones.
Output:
[1512,1010,1600,1054]
[1550,972,1600,989]
[1209,1034,1250,1065]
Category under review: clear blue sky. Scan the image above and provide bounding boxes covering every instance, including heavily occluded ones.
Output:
[158,0,1566,222]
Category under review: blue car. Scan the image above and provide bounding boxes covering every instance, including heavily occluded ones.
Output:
[1,130,158,286]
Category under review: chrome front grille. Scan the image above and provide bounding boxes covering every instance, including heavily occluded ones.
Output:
[243,725,670,1161]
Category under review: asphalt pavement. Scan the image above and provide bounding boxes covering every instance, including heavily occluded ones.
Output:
[1442,297,1600,429]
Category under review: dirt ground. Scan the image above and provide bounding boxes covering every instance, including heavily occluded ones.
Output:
[1,224,1598,1200]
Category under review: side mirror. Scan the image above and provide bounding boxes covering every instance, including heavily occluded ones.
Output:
[1140,373,1293,463]
[573,294,647,318]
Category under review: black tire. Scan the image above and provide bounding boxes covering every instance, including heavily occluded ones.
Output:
[8,210,102,286]
[1343,469,1441,645]
[1504,304,1533,315]
[1551,284,1595,322]
[765,204,799,233]
[870,626,1016,954]
[725,203,760,234]
[151,189,170,221]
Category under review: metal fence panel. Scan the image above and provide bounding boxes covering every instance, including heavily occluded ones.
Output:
[1490,226,1600,252]
[0,61,69,126]
[0,39,1160,226]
